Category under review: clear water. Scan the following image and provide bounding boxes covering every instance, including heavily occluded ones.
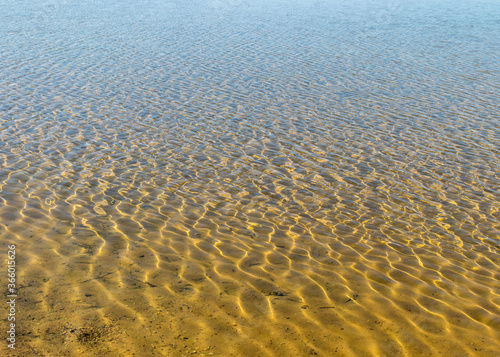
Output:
[1,0,499,356]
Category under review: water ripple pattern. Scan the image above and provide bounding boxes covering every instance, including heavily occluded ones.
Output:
[1,0,499,356]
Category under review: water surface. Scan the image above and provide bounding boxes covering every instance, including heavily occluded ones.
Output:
[1,0,499,356]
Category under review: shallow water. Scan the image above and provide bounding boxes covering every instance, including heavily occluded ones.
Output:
[1,0,499,356]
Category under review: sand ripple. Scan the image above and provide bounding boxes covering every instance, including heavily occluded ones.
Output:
[1,0,500,356]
